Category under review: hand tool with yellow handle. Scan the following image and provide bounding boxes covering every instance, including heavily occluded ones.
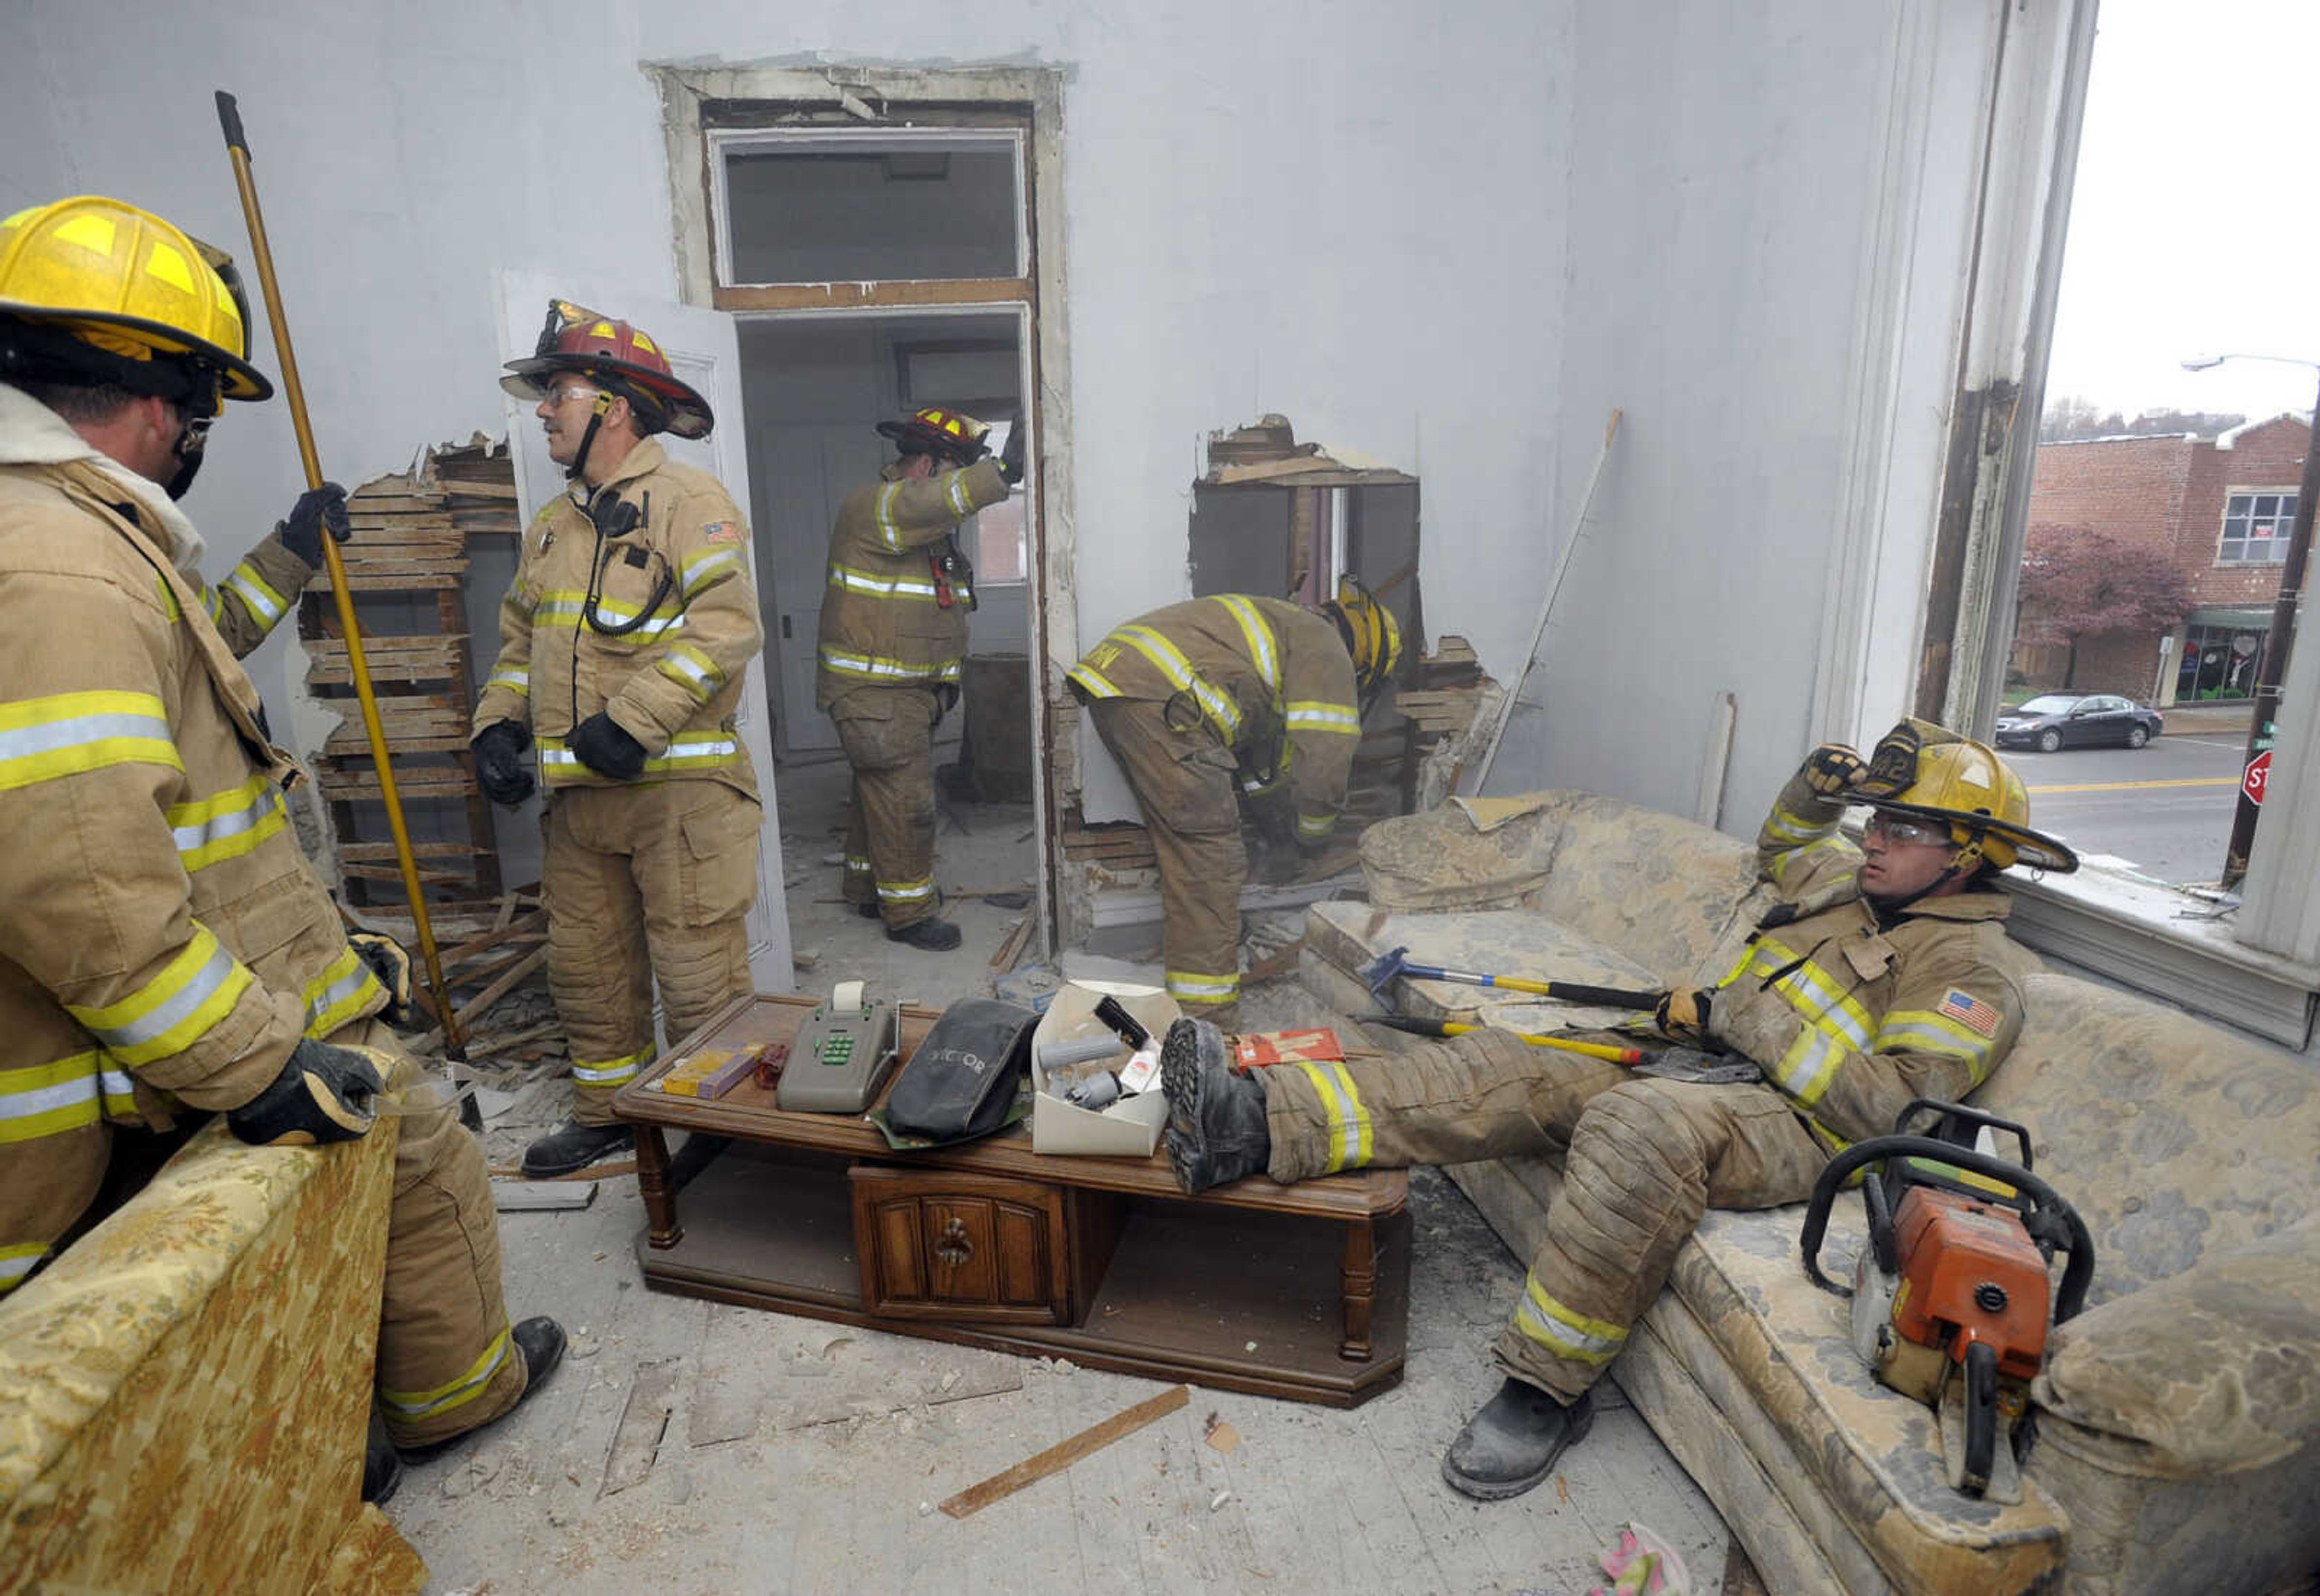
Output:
[1358,943,1663,1015]
[1357,1014,1644,1065]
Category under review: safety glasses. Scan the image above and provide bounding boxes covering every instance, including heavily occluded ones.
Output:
[1864,813,1952,848]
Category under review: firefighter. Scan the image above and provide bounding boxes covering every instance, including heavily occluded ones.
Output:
[0,196,561,1494]
[1067,582,1400,1025]
[817,407,1023,951]
[1159,719,2077,1499]
[475,300,767,1178]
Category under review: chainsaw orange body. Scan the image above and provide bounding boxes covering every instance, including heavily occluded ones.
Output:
[1889,1185,2052,1383]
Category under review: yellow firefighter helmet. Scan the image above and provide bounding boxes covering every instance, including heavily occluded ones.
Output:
[1321,576,1403,707]
[0,196,271,409]
[1855,732,2077,874]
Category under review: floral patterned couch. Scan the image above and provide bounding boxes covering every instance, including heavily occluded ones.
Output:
[0,1119,425,1594]
[1302,791,2320,1596]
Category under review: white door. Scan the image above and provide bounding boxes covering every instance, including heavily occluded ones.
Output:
[494,269,796,996]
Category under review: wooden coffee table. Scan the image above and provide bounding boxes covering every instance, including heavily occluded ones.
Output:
[612,993,1409,1407]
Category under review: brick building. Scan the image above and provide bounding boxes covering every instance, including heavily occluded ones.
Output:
[2012,414,2310,704]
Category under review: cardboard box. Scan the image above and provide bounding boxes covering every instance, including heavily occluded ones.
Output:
[1029,980,1181,1156]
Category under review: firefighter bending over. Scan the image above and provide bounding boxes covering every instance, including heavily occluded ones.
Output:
[474,300,766,1177]
[1158,719,2077,1499]
[1068,583,1400,1029]
[0,196,562,1499]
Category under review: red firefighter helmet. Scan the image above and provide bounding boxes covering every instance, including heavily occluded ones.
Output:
[499,298,712,439]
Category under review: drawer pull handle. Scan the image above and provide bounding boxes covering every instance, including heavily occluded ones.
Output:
[933,1217,975,1267]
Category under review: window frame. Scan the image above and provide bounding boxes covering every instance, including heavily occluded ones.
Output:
[2217,487,2298,566]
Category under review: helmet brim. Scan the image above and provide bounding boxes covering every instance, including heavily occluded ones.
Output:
[1848,792,2080,874]
[876,417,988,465]
[0,300,273,403]
[500,354,712,440]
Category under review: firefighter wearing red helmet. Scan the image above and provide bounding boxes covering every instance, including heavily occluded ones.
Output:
[816,407,1025,950]
[475,300,765,1177]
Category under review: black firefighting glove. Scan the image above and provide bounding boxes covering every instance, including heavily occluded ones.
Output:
[997,416,1027,486]
[347,932,413,1026]
[1802,744,1869,798]
[227,1038,384,1147]
[278,481,352,568]
[571,711,648,781]
[1655,987,1713,1043]
[471,720,535,806]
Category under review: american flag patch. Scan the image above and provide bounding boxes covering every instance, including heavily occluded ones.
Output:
[703,520,745,544]
[1940,988,2002,1038]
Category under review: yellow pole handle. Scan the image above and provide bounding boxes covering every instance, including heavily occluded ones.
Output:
[216,91,464,1057]
[1432,1022,1642,1066]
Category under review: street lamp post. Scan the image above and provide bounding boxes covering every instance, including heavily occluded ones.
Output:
[2181,354,2320,889]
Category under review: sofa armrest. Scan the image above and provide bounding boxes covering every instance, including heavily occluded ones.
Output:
[2031,1211,2320,1473]
[0,1119,396,1590]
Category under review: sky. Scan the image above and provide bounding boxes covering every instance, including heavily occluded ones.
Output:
[2043,0,2320,423]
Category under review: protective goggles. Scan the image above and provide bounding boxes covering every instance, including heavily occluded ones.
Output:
[1863,813,1954,848]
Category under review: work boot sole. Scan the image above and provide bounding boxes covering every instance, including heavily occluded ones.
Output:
[1439,1391,1596,1501]
[1159,1018,1269,1192]
[886,918,962,951]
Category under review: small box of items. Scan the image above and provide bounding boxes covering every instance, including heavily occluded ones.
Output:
[1028,980,1181,1156]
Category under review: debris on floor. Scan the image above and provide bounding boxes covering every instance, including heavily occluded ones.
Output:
[938,1383,1191,1518]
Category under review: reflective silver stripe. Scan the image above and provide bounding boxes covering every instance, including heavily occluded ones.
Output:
[874,483,909,551]
[0,1246,44,1288]
[1284,704,1359,733]
[1764,802,1834,848]
[877,875,936,903]
[1295,809,1338,840]
[0,710,175,764]
[817,646,962,684]
[533,594,680,637]
[303,950,379,1036]
[1213,596,1281,691]
[488,667,529,696]
[1065,663,1121,699]
[81,939,238,1052]
[1513,1275,1628,1363]
[538,736,740,773]
[169,779,283,857]
[1115,626,1239,736]
[379,1327,512,1420]
[572,1047,654,1084]
[1165,970,1239,1000]
[828,564,942,600]
[682,547,745,595]
[843,856,872,875]
[947,472,972,518]
[223,562,286,627]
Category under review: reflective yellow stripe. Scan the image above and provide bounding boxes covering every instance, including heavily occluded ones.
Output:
[203,585,225,623]
[536,735,742,778]
[0,690,182,793]
[875,874,936,905]
[1065,661,1122,699]
[1294,1060,1372,1171]
[827,562,943,600]
[1875,1009,1999,1085]
[302,945,385,1038]
[1763,801,1835,849]
[1211,596,1281,693]
[1512,1273,1628,1364]
[1283,700,1359,735]
[67,925,252,1068]
[531,590,681,638]
[874,482,912,552]
[0,1242,48,1294]
[1295,808,1338,841]
[488,666,529,697]
[681,545,746,596]
[657,643,726,705]
[843,855,873,877]
[946,471,973,519]
[222,560,286,628]
[0,1051,137,1144]
[379,1325,512,1421]
[1116,625,1240,736]
[1166,968,1240,1008]
[572,1047,654,1086]
[817,646,962,686]
[1769,837,1848,892]
[167,773,288,872]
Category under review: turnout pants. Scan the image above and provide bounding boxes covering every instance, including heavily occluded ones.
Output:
[1086,698,1246,1016]
[544,782,761,1125]
[831,685,942,932]
[347,1017,530,1449]
[1260,1027,1827,1403]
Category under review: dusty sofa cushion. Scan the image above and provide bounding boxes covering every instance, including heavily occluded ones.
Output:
[1359,791,1583,910]
[2033,1212,2320,1473]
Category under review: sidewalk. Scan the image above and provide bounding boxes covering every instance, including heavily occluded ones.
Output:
[2157,701,2258,736]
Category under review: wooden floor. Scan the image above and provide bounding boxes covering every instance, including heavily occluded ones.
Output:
[392,1159,1739,1594]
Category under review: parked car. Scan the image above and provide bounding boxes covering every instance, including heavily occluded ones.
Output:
[1994,692,2164,753]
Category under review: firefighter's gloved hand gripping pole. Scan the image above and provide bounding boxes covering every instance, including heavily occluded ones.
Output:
[216,91,466,1063]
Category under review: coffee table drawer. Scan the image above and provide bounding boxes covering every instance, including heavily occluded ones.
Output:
[850,1166,1072,1324]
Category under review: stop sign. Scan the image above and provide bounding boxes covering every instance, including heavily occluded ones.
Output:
[2243,750,2272,806]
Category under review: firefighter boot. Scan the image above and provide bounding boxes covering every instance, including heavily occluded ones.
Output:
[888,916,962,951]
[521,1119,634,1178]
[362,1409,402,1505]
[1441,1377,1596,1501]
[1159,1017,1270,1192]
[399,1317,570,1466]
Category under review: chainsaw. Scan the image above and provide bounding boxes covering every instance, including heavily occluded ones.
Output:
[1799,1099,2093,1502]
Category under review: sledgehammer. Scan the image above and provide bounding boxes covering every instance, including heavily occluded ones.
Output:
[1358,944,1663,1015]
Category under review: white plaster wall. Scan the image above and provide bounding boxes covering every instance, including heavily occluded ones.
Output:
[3,0,1575,765]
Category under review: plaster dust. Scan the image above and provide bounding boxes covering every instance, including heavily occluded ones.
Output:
[414,759,1744,1592]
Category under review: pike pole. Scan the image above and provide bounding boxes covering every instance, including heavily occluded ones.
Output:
[214,91,466,1059]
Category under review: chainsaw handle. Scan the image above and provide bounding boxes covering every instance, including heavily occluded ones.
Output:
[1798,1134,2095,1318]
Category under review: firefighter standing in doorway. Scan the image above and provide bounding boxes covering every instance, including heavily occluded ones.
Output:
[0,196,562,1490]
[1067,584,1400,1027]
[474,300,766,1178]
[818,406,1023,951]
[1159,719,2077,1499]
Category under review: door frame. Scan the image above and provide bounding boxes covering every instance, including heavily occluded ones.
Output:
[650,63,1072,964]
